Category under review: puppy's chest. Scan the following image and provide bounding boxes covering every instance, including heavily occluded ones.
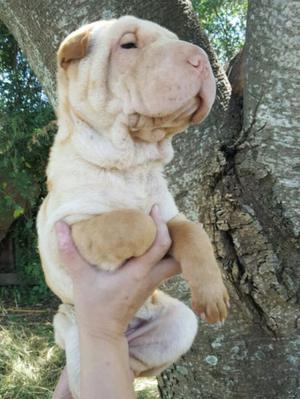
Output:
[108,167,162,212]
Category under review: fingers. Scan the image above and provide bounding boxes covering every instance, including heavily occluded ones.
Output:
[130,205,171,268]
[149,257,181,287]
[55,221,89,278]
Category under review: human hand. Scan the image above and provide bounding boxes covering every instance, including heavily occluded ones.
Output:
[55,205,180,340]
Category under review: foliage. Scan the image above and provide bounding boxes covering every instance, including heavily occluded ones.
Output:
[0,23,55,300]
[192,0,247,63]
[12,213,50,302]
[0,23,54,218]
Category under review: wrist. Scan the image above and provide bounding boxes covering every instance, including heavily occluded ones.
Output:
[79,324,127,346]
[74,307,127,341]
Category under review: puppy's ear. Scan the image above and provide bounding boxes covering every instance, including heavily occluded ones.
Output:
[57,26,92,69]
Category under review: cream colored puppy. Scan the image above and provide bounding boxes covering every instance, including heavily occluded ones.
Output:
[37,15,229,398]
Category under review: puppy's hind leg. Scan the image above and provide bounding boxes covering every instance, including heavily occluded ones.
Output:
[128,291,198,377]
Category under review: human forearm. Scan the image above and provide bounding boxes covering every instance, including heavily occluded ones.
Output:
[79,333,135,399]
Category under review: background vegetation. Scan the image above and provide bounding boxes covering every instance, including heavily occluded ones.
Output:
[192,0,247,62]
[0,23,55,301]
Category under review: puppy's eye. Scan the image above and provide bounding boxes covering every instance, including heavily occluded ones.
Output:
[121,42,137,49]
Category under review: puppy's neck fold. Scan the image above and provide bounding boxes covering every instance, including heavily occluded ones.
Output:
[55,113,174,171]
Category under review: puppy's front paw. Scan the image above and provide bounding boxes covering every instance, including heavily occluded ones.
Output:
[191,275,230,324]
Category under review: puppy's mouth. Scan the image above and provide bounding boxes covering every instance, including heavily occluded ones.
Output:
[129,98,197,128]
[128,96,204,143]
[191,94,208,124]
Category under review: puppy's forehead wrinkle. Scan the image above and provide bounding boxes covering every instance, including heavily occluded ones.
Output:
[113,16,178,47]
[104,47,115,103]
[77,38,113,121]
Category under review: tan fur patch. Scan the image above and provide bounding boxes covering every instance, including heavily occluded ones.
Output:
[57,27,92,69]
[168,214,215,277]
[168,215,229,323]
[150,290,159,304]
[71,209,156,271]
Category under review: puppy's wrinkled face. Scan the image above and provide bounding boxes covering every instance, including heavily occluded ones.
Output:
[57,16,216,142]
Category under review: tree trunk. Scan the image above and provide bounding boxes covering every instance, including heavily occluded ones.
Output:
[1,1,299,398]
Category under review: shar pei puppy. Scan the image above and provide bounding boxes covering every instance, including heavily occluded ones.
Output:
[37,15,229,398]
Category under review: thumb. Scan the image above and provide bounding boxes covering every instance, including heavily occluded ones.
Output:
[55,221,88,278]
[149,257,181,287]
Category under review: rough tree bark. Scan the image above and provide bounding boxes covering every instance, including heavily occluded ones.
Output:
[1,1,299,398]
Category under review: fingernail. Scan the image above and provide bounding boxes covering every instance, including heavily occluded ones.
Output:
[200,313,206,321]
[55,222,63,239]
[55,222,68,248]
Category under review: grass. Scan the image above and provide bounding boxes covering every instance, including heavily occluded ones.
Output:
[0,307,63,398]
[135,378,160,399]
[0,304,159,398]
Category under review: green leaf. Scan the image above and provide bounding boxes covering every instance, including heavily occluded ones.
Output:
[13,206,24,219]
